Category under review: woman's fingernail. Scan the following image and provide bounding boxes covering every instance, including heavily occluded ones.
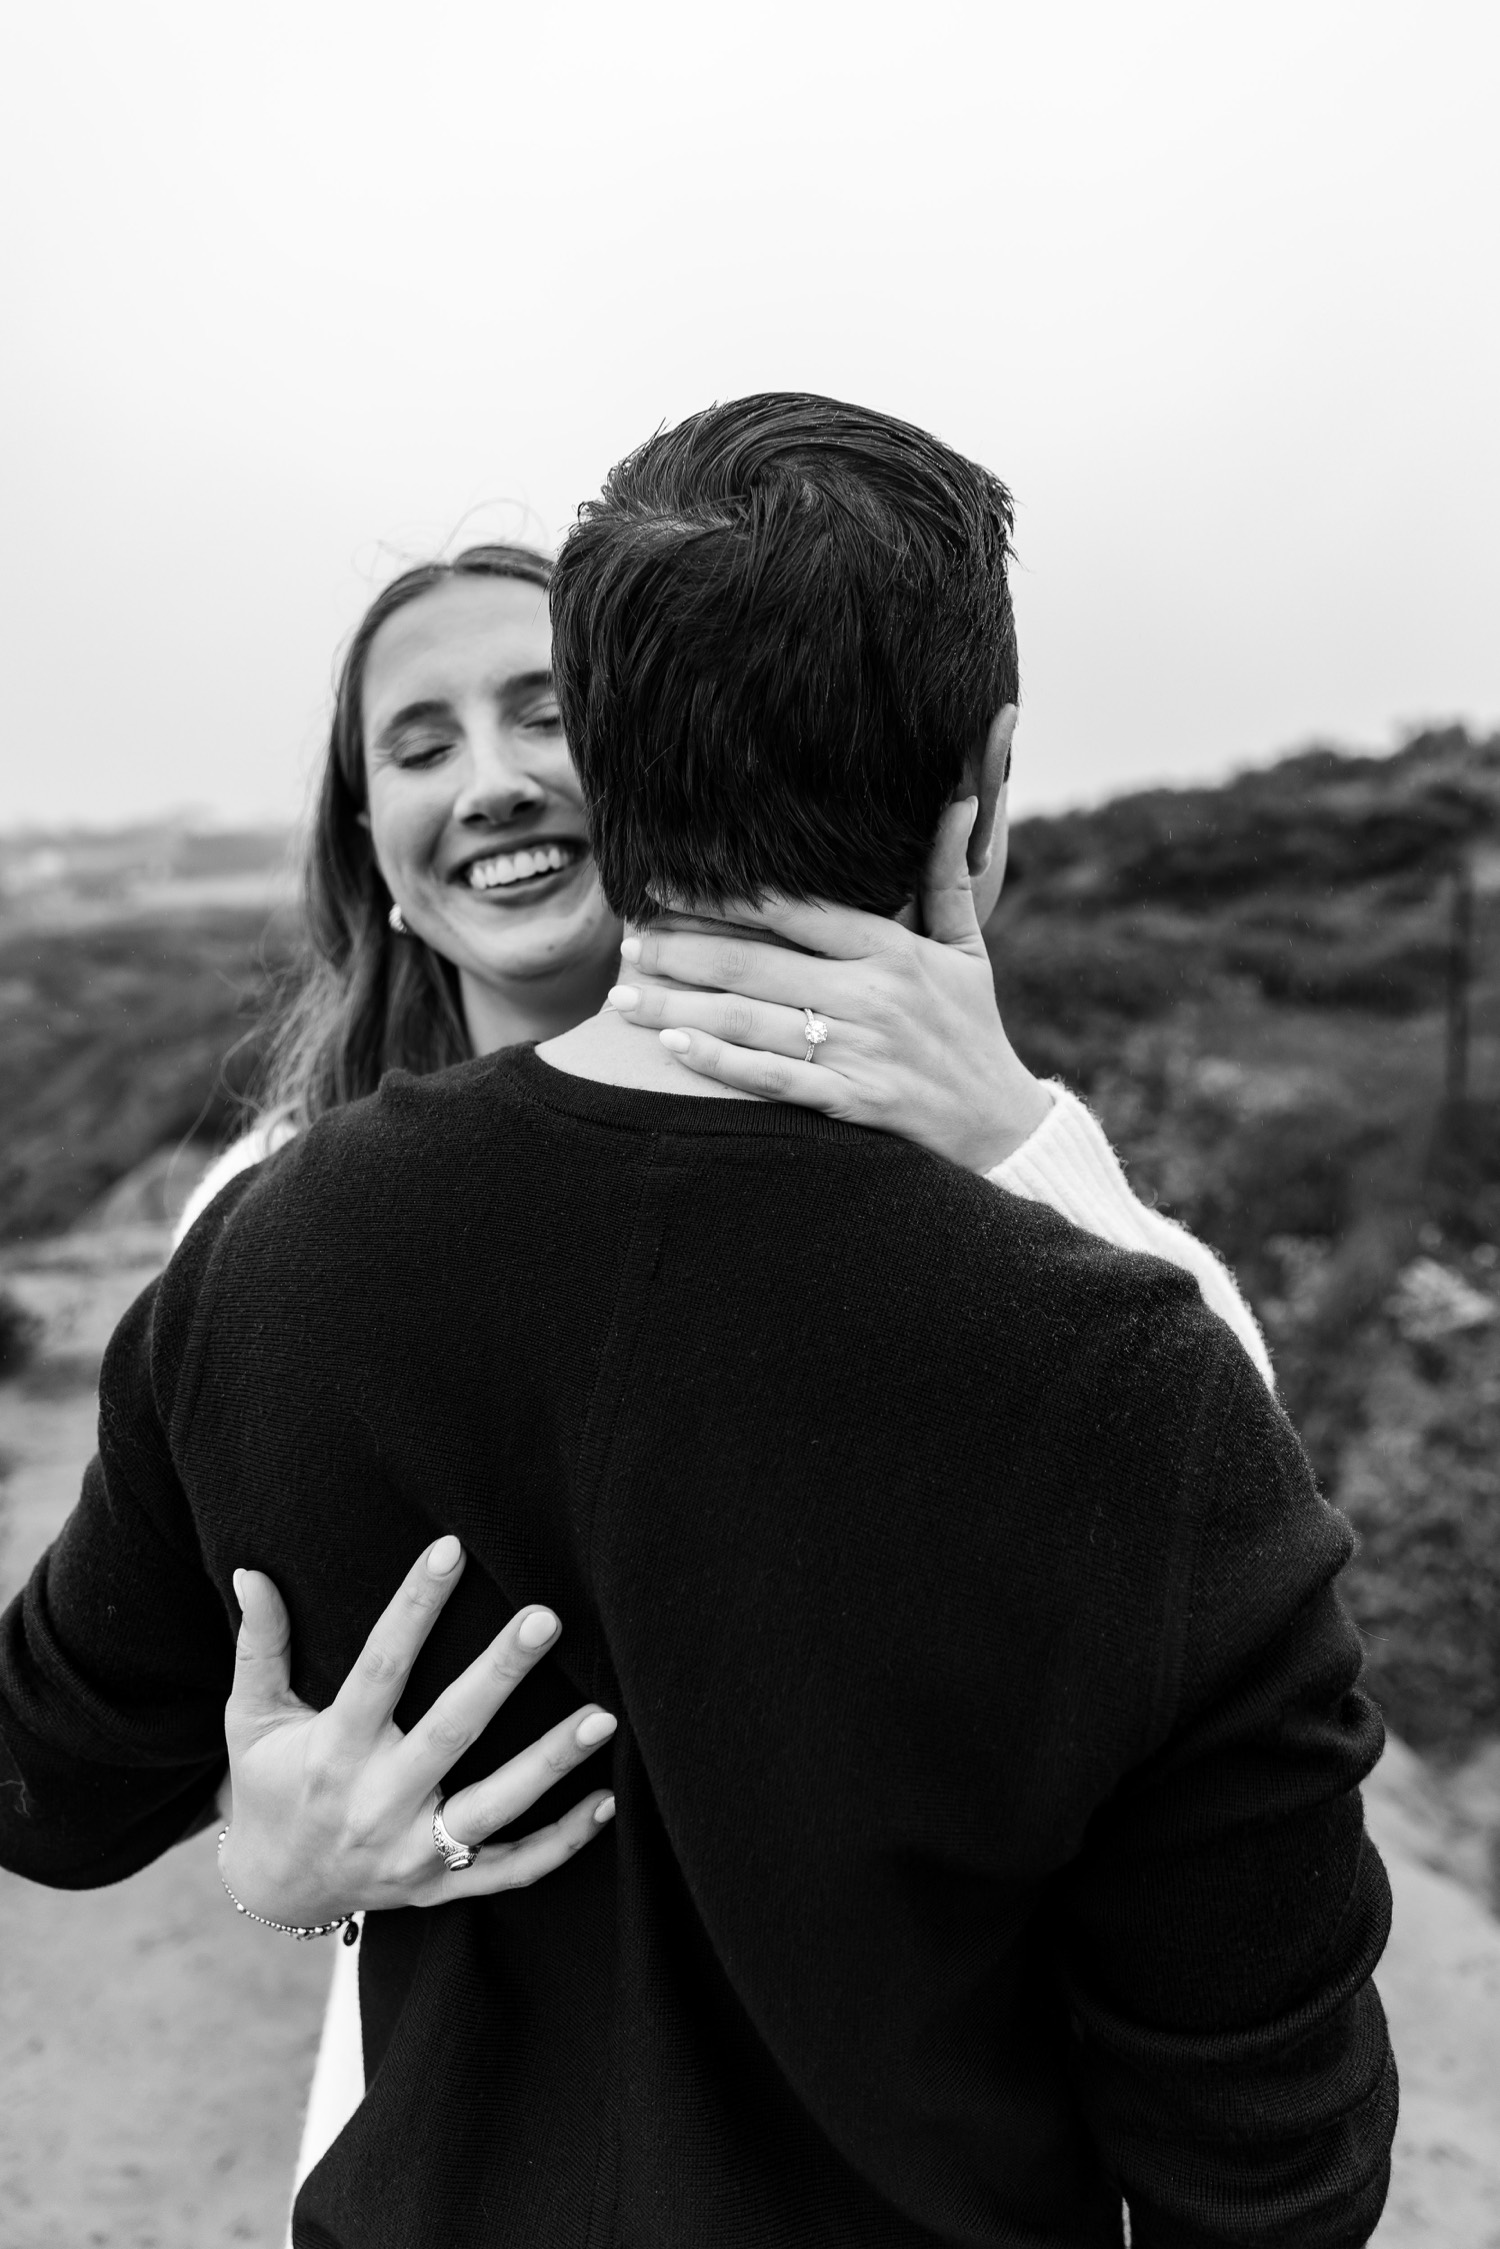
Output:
[427,1535,463,1577]
[518,1608,559,1649]
[576,1711,617,1747]
[594,1795,617,1824]
[608,985,640,1010]
[659,1030,691,1054]
[619,936,641,963]
[232,1568,247,1603]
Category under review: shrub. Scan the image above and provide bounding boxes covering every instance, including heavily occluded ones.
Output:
[0,1288,40,1379]
[1337,1325,1500,1753]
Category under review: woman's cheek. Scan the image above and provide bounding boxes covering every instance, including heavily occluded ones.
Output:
[369,783,446,894]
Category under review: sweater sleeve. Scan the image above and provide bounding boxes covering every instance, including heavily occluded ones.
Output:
[0,1199,240,1887]
[990,1083,1274,1391]
[1059,1342,1396,2248]
[173,1118,294,1248]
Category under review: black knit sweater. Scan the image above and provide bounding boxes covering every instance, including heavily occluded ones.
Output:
[0,1049,1395,2248]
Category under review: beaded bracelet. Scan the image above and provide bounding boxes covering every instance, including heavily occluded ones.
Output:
[216,1826,358,1943]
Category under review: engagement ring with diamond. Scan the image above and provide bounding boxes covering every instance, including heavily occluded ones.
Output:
[802,1009,829,1064]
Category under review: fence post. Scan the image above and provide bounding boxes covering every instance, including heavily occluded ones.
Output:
[1444,848,1474,1112]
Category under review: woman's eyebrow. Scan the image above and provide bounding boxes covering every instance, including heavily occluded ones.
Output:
[497,668,556,714]
[372,698,454,748]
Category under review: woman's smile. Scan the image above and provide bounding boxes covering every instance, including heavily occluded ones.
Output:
[454,837,591,899]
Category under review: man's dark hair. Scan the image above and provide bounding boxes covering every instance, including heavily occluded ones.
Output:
[549,392,1019,920]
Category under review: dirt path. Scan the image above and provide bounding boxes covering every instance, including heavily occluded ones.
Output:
[2,1221,1498,2245]
[0,1230,330,2248]
[1,1842,329,2249]
[1362,1748,1500,2246]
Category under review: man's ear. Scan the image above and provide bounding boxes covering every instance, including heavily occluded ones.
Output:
[969,705,1017,874]
[966,705,1017,922]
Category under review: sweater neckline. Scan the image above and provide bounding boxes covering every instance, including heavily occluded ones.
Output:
[493,1043,875,1143]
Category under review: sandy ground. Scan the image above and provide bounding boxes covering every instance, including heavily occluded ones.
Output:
[1,1218,1498,2247]
[0,1226,331,2249]
[1363,1749,1500,2249]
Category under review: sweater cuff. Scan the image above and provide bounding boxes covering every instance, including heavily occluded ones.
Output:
[987,1082,1275,1391]
[988,1083,1161,1254]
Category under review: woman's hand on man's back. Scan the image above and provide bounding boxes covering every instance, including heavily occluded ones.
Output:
[218,1538,616,1928]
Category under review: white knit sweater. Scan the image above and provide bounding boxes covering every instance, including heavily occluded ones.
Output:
[991,1083,1272,1388]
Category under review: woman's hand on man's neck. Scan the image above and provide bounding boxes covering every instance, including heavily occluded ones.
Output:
[536,912,769,1098]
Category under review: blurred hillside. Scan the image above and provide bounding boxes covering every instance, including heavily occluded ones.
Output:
[1,731,1498,1753]
[986,723,1500,1757]
[0,824,297,1240]
[0,822,295,927]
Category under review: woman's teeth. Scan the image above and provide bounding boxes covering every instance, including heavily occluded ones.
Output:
[467,843,580,891]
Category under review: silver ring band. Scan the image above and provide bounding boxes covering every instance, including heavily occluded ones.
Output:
[802,1008,829,1065]
[432,1796,480,1872]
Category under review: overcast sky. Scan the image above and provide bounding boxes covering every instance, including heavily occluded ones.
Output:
[1,0,1496,830]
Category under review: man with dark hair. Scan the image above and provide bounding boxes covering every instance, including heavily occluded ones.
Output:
[0,394,1394,2247]
[549,393,1021,923]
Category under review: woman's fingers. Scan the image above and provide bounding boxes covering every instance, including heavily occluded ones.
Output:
[918,798,987,952]
[655,1029,847,1109]
[439,1704,617,1844]
[621,928,850,1009]
[693,894,908,964]
[227,1568,301,1735]
[440,1789,616,1900]
[326,1536,470,1748]
[395,1602,564,1791]
[611,982,814,1057]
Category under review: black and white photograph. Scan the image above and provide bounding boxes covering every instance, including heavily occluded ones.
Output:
[1,5,1497,2245]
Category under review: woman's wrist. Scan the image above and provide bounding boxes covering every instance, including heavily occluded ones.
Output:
[962,1059,1054,1175]
[217,1820,349,1930]
[217,1826,354,1941]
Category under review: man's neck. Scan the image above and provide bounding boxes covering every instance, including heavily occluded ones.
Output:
[537,1003,754,1098]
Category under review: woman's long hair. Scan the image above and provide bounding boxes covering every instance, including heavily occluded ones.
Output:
[258,543,554,1131]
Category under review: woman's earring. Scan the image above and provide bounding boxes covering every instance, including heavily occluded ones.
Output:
[388,903,408,936]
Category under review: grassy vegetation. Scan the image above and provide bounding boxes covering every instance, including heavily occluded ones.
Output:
[0,907,295,1240]
[986,723,1500,1755]
[1,727,1497,1749]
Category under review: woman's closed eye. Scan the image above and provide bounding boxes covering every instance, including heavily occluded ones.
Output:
[387,730,458,770]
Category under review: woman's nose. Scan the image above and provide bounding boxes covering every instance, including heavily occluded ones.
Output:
[453,733,545,828]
